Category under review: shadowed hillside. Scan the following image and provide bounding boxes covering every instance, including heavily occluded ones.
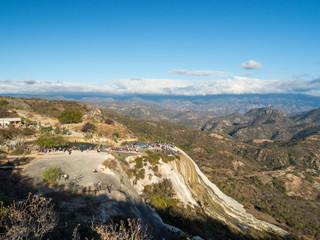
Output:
[202,107,320,141]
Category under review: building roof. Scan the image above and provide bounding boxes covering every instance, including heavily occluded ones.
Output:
[0,118,21,122]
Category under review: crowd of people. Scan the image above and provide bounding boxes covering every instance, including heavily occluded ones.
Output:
[38,144,104,154]
[112,141,177,155]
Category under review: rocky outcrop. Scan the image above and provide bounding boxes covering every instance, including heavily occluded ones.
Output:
[128,149,289,238]
[202,107,320,141]
[175,148,288,237]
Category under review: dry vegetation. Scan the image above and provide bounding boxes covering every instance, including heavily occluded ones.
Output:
[102,158,118,171]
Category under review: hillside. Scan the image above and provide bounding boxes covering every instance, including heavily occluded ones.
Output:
[95,101,211,130]
[202,107,320,141]
[100,106,320,239]
[0,97,319,239]
[6,93,320,129]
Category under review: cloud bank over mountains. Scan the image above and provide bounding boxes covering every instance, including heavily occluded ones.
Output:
[1,75,320,96]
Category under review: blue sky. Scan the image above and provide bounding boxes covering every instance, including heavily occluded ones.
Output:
[0,0,320,95]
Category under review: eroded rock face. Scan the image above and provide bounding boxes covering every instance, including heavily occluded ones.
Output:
[83,107,103,121]
[174,149,288,237]
[129,149,288,238]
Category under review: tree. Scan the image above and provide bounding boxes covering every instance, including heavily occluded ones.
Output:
[37,134,66,148]
[58,108,82,124]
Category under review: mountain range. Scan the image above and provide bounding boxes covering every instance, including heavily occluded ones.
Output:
[202,107,320,141]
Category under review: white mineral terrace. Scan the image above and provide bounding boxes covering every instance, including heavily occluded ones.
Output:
[174,147,289,237]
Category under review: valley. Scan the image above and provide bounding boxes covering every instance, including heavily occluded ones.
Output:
[0,97,319,239]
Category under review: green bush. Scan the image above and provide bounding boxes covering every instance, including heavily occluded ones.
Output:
[135,157,143,169]
[0,99,9,106]
[112,132,119,138]
[136,168,145,180]
[37,134,66,148]
[61,129,69,135]
[58,108,82,123]
[272,177,287,194]
[40,125,53,134]
[138,137,146,142]
[42,167,63,182]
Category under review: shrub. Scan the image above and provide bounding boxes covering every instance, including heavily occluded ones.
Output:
[135,157,143,169]
[81,122,97,133]
[272,177,287,194]
[0,153,6,160]
[40,125,53,134]
[104,118,114,125]
[103,159,118,171]
[93,218,152,240]
[0,193,57,239]
[42,167,63,182]
[0,107,10,118]
[37,134,66,148]
[53,123,61,134]
[152,179,174,197]
[135,169,145,180]
[84,133,93,140]
[58,108,82,123]
[67,174,84,194]
[138,137,146,142]
[11,145,26,155]
[112,132,119,138]
[0,99,9,106]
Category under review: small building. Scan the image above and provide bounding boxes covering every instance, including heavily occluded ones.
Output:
[0,118,22,128]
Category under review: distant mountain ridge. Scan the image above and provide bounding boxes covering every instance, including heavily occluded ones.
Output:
[3,93,320,116]
[202,107,320,141]
[96,101,211,129]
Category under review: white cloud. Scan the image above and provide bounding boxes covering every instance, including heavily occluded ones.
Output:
[240,60,263,70]
[1,76,320,96]
[169,69,232,77]
[0,79,114,94]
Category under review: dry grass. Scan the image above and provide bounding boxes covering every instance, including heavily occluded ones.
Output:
[102,159,118,171]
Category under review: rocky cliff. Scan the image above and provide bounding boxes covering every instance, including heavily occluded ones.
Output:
[121,148,288,238]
